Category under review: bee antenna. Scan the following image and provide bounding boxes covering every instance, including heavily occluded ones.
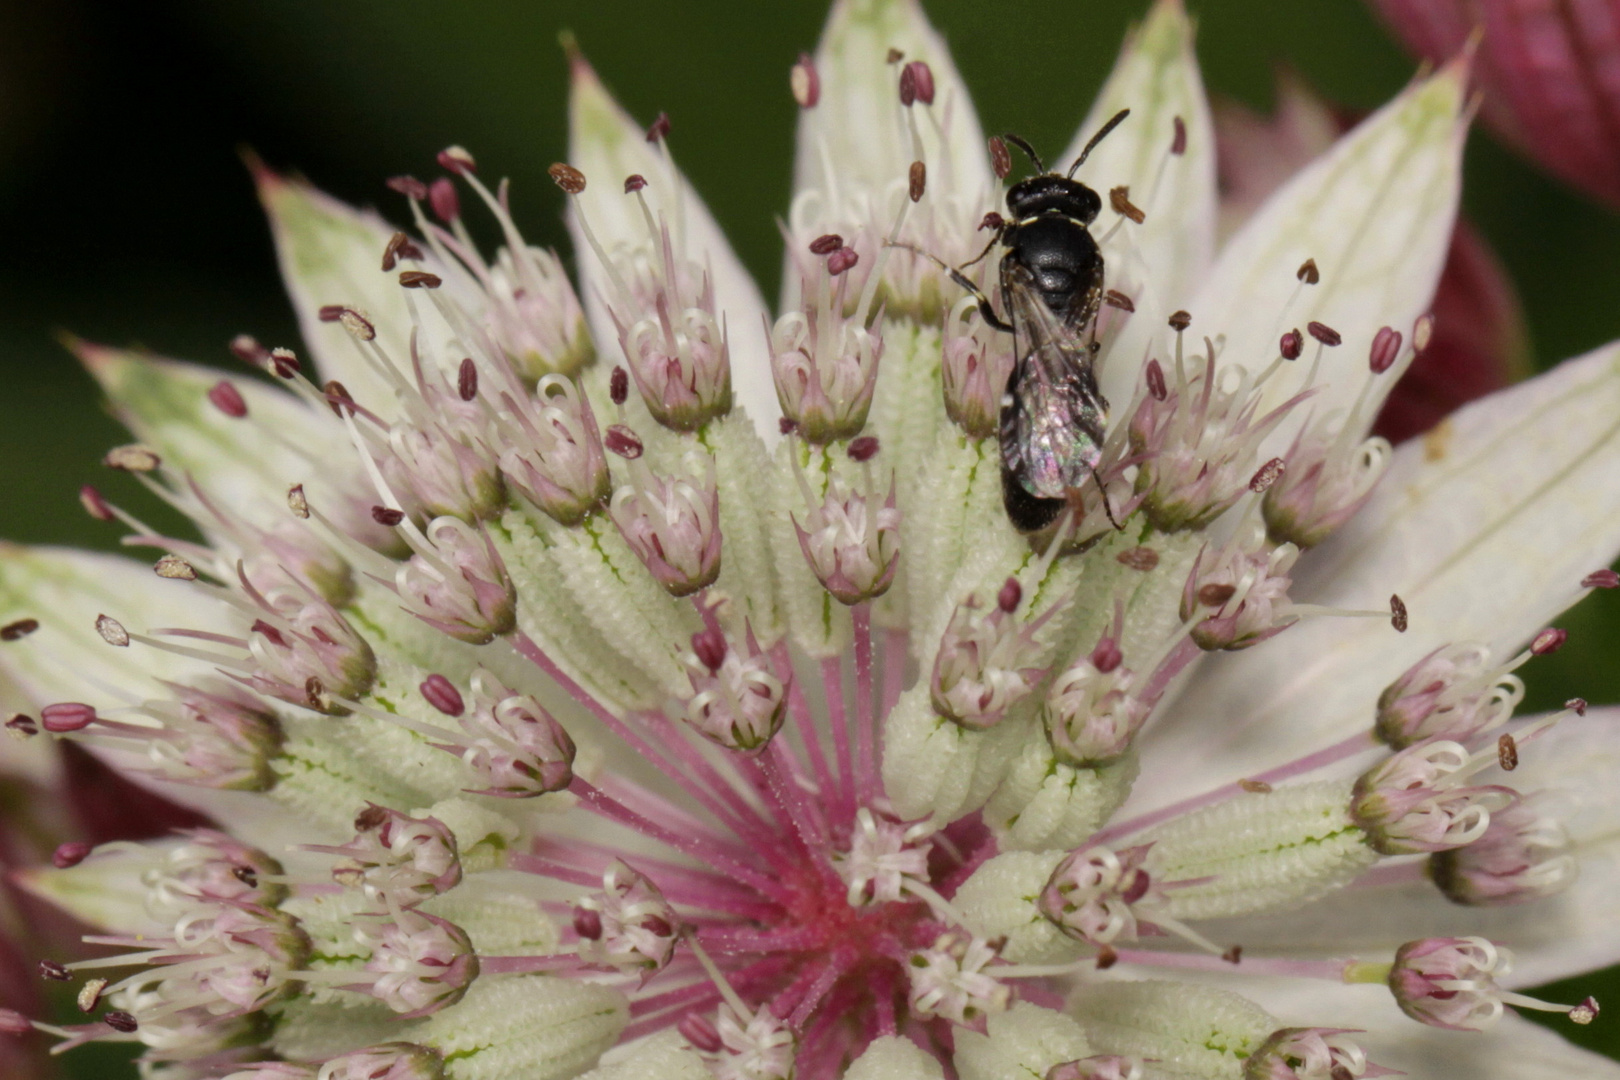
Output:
[1001,133,1045,174]
[1067,108,1131,177]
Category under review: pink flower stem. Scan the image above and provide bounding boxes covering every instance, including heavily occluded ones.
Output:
[784,954,844,1027]
[507,853,599,888]
[509,630,753,838]
[773,641,837,803]
[873,968,897,1036]
[762,742,831,850]
[852,603,879,805]
[1092,729,1379,846]
[638,711,778,843]
[698,922,823,953]
[1346,860,1428,889]
[569,778,791,903]
[627,978,717,1018]
[822,656,856,823]
[1140,637,1201,705]
[511,852,776,918]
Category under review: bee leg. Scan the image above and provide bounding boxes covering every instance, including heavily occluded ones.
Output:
[1088,465,1125,532]
[885,240,1014,333]
[957,228,1003,270]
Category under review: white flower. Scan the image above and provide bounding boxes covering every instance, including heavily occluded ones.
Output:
[4,2,1620,1079]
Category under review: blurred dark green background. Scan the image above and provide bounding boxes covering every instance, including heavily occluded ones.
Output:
[1,0,1617,1074]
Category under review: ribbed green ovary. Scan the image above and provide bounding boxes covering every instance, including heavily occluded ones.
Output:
[1069,980,1274,1080]
[983,733,1139,852]
[1139,778,1377,921]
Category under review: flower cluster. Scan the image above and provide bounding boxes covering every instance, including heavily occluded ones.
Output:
[2,2,1619,1079]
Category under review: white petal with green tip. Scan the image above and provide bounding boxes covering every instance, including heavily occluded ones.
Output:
[1069,0,1218,414]
[565,54,776,439]
[259,169,435,417]
[1186,59,1467,435]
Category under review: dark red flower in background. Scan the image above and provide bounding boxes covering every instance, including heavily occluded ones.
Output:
[1372,0,1620,211]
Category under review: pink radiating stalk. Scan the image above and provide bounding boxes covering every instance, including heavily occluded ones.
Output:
[851,605,880,804]
[821,656,856,821]
[569,779,790,901]
[1373,0,1620,210]
[509,631,768,844]
[773,642,837,804]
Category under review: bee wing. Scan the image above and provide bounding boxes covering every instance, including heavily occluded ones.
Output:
[1000,262,1109,499]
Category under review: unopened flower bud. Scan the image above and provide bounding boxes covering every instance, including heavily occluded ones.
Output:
[313,805,462,905]
[793,475,900,605]
[1263,427,1392,549]
[932,585,1062,729]
[1244,1028,1369,1080]
[1038,844,1157,945]
[1181,528,1301,651]
[1352,740,1516,855]
[611,458,723,597]
[1130,350,1300,532]
[1430,799,1577,907]
[1388,937,1516,1031]
[458,670,577,797]
[942,296,1015,439]
[395,518,516,644]
[608,230,733,431]
[771,288,883,444]
[680,624,787,752]
[1375,643,1522,748]
[355,908,479,1017]
[576,862,680,977]
[499,375,612,526]
[1044,646,1149,766]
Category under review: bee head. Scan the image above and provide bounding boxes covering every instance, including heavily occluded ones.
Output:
[1005,175,1101,226]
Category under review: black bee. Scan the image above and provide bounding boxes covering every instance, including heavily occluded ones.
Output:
[945,109,1131,533]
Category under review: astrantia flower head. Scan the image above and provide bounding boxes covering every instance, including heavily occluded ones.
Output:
[6,1,1620,1078]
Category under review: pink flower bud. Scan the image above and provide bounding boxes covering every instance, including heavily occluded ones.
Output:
[1369,326,1403,373]
[428,177,460,222]
[1039,844,1157,946]
[419,674,465,717]
[611,459,723,598]
[207,380,249,418]
[576,862,680,977]
[1352,740,1516,855]
[52,841,92,868]
[457,670,577,797]
[1375,644,1521,749]
[1430,800,1576,907]
[356,908,479,1017]
[311,806,462,906]
[394,518,516,645]
[1245,1028,1370,1080]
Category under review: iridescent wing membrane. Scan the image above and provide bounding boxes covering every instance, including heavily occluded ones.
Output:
[997,259,1109,521]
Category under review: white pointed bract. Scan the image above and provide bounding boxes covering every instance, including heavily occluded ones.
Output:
[4,1,1620,1077]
